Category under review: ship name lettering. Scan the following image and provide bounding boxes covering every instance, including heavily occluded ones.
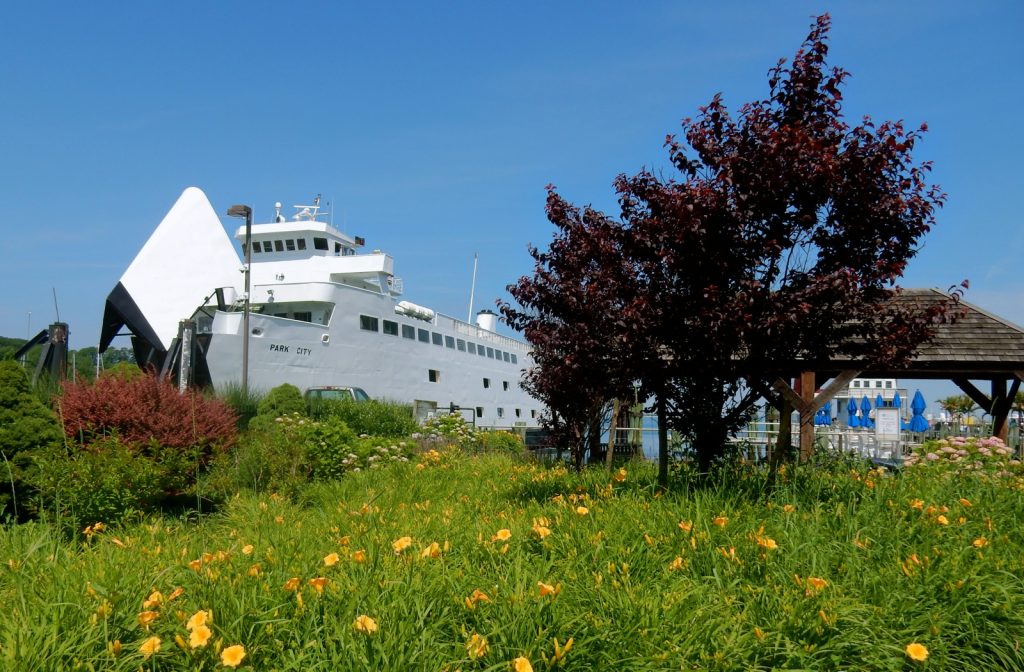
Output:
[296,347,312,356]
[270,343,289,353]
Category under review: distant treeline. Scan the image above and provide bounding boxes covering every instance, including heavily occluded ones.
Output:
[0,336,135,381]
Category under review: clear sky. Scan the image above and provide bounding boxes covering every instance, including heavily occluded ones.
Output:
[2,1,1021,414]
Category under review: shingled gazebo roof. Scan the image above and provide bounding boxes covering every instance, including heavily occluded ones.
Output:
[826,288,1024,379]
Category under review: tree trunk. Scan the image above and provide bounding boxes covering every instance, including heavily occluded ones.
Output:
[772,397,793,472]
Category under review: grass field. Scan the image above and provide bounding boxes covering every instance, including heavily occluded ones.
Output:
[1,450,1022,671]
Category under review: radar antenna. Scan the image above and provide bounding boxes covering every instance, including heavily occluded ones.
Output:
[292,193,329,221]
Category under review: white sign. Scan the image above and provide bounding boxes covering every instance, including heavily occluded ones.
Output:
[874,407,901,442]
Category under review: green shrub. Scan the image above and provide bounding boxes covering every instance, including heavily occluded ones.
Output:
[0,360,64,518]
[203,414,312,498]
[310,398,417,437]
[24,437,163,532]
[479,429,525,455]
[256,383,306,419]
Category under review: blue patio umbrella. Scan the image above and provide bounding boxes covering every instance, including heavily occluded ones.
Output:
[846,397,860,428]
[860,395,874,429]
[908,389,929,432]
[892,392,902,408]
[814,400,833,426]
[876,393,885,409]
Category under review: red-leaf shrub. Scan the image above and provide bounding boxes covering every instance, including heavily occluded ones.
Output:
[56,373,237,462]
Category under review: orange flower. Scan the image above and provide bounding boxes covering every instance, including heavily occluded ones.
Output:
[247,564,261,577]
[713,516,728,527]
[513,656,534,672]
[242,544,254,555]
[492,529,512,542]
[552,637,573,662]
[905,642,928,661]
[323,552,340,566]
[613,468,627,483]
[669,556,685,571]
[420,542,441,559]
[466,633,489,659]
[352,549,367,563]
[958,498,972,507]
[139,636,161,658]
[189,624,212,649]
[805,576,828,593]
[575,506,589,516]
[186,610,210,631]
[353,614,378,634]
[137,611,159,628]
[910,499,924,510]
[283,577,300,592]
[309,577,330,594]
[392,536,413,554]
[221,644,246,668]
[782,504,796,513]
[465,589,491,609]
[936,515,949,526]
[538,581,561,597]
[142,590,163,609]
[973,537,989,548]
[166,587,184,601]
[678,520,693,532]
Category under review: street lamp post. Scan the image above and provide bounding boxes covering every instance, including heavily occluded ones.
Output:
[226,204,253,396]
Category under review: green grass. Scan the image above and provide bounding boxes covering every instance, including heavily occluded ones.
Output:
[1,452,1022,671]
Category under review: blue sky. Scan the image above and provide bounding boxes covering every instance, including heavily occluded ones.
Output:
[2,1,1021,413]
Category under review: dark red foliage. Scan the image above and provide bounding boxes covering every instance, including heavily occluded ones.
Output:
[502,15,960,477]
[56,373,238,461]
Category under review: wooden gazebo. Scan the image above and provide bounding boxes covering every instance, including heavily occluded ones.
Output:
[772,289,1024,460]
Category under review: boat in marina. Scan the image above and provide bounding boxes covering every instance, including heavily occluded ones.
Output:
[100,188,542,429]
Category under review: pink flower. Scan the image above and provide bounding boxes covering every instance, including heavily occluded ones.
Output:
[925,453,940,461]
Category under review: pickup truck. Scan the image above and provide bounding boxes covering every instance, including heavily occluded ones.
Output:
[304,386,371,402]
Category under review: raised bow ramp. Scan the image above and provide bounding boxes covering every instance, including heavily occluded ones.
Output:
[100,187,240,359]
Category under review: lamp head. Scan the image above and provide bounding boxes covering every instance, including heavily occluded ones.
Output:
[226,204,252,218]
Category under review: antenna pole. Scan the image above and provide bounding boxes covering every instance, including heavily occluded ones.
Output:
[467,253,478,323]
[52,288,60,323]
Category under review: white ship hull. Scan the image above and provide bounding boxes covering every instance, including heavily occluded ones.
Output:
[100,188,542,429]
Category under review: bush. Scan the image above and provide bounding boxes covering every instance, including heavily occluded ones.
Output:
[479,430,525,455]
[24,438,163,532]
[310,398,417,437]
[256,383,306,419]
[0,361,64,518]
[416,412,480,451]
[56,373,238,466]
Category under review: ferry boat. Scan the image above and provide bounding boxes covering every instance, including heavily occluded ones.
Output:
[99,187,542,429]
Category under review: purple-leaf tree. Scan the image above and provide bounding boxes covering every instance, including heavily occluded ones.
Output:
[503,15,957,480]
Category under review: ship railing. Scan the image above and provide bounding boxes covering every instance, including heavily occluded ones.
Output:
[435,314,530,353]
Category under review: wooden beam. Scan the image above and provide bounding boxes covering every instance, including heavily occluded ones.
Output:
[991,378,1020,442]
[799,371,816,463]
[812,370,862,408]
[773,377,809,415]
[952,378,992,412]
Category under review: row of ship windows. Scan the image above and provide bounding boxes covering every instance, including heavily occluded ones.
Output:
[246,237,354,256]
[852,380,893,389]
[360,315,518,365]
[425,368,511,392]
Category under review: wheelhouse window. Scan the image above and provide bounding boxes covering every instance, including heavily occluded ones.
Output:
[511,354,517,364]
[402,324,416,339]
[478,346,486,358]
[503,352,511,362]
[432,332,443,346]
[285,239,296,251]
[457,339,466,352]
[495,349,503,360]
[314,237,329,251]
[297,238,307,250]
[383,320,399,336]
[252,241,263,253]
[293,311,312,323]
[274,240,284,252]
[468,343,477,355]
[335,242,342,254]
[418,328,430,343]
[444,335,455,349]
[486,347,494,359]
[360,315,379,332]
